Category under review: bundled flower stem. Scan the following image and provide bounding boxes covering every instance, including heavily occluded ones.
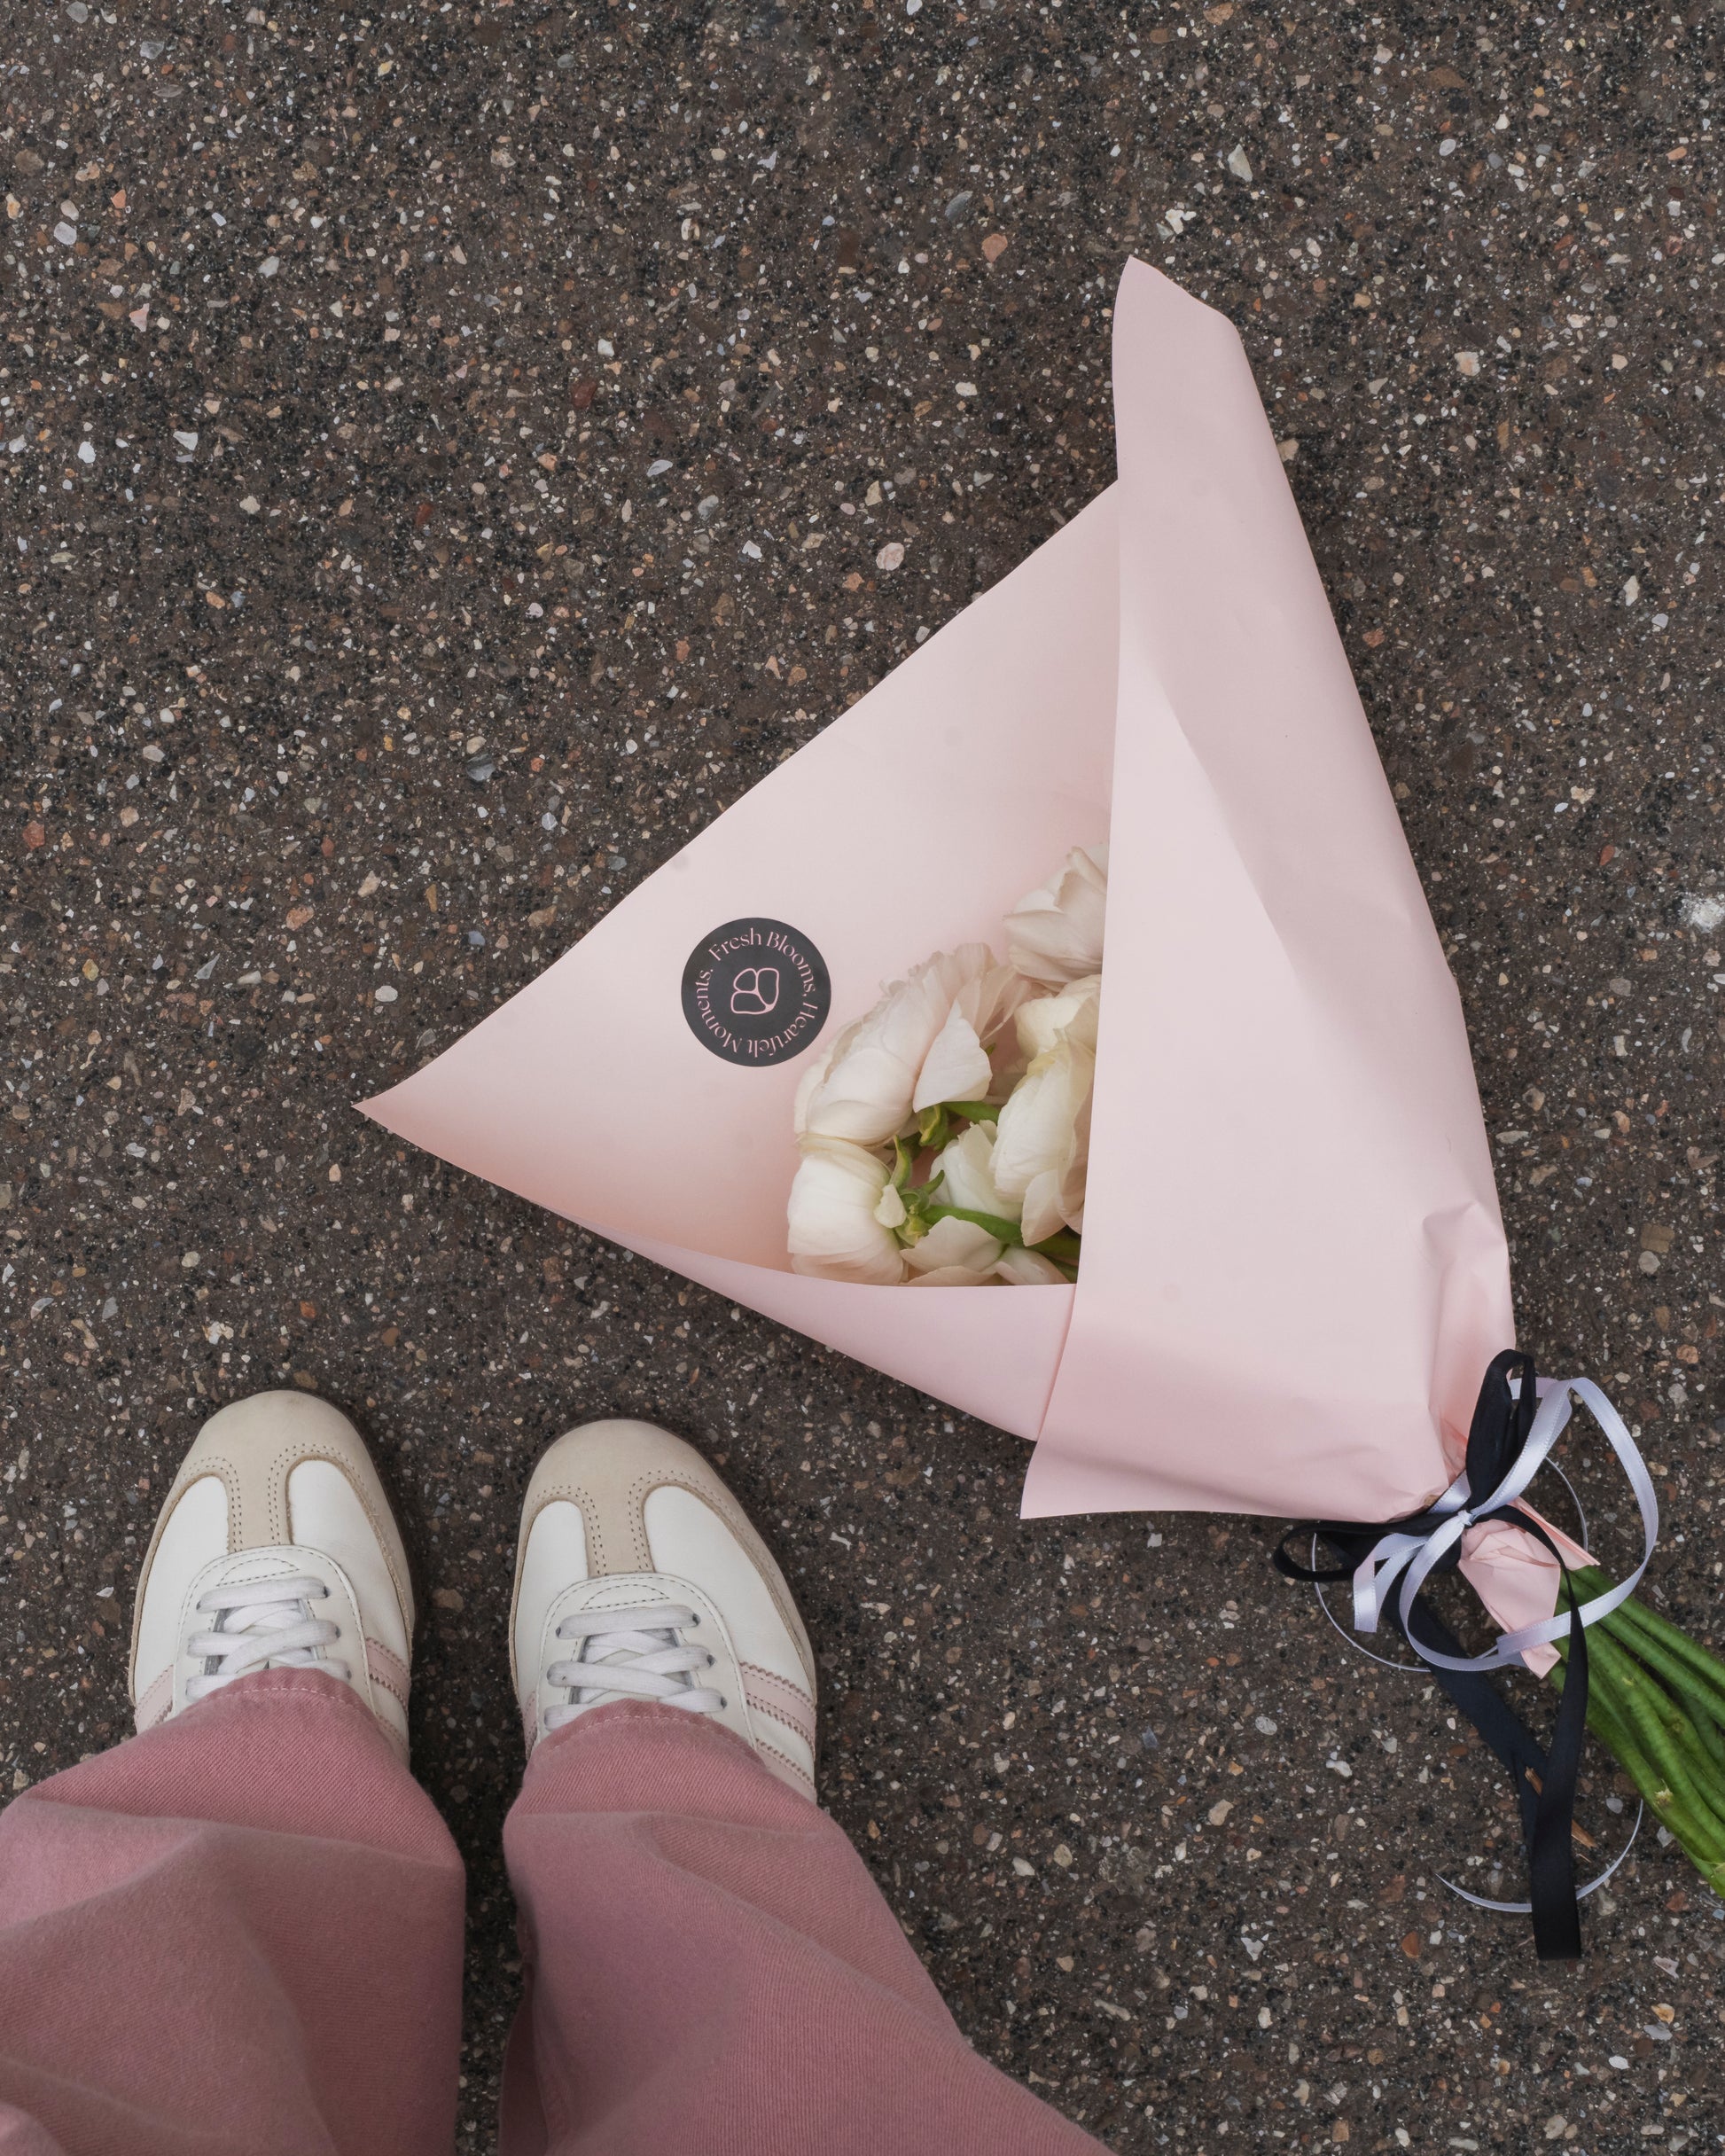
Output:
[1546,1562,1725,1894]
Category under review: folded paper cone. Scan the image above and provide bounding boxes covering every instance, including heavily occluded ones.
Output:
[363,261,1525,1568]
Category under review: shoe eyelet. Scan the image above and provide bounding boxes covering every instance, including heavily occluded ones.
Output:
[706,1653,717,1668]
[685,1612,699,1625]
[719,1697,729,1709]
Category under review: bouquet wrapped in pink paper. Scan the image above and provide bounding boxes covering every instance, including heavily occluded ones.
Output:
[364,262,1725,1955]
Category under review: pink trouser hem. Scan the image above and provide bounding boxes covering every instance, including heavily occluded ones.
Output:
[0,1673,1104,2156]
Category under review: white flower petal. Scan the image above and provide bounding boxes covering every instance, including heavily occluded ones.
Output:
[911,1004,993,1113]
[993,1036,1093,1243]
[994,1246,1069,1285]
[903,1215,1003,1276]
[1006,842,1109,984]
[930,1121,1019,1222]
[800,944,995,1144]
[787,1137,906,1283]
[1019,1168,1069,1249]
[874,1182,908,1229]
[1015,974,1101,1061]
[792,1036,839,1137]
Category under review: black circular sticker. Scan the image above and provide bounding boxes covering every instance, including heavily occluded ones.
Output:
[681,918,831,1066]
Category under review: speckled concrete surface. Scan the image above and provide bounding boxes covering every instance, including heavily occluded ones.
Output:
[4,4,1724,2150]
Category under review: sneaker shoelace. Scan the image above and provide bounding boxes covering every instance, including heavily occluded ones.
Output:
[543,1603,723,1731]
[184,1575,348,1704]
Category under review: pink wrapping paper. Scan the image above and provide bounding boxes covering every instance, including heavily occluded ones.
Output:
[363,261,1561,1641]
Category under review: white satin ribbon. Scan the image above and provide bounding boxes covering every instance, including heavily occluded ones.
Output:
[1350,1374,1659,1671]
[1440,1801,1643,1915]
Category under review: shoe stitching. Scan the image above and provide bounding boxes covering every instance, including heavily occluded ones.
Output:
[745,1691,817,1751]
[365,1639,412,1711]
[738,1658,814,1711]
[739,1668,816,1749]
[367,1637,411,1684]
[753,1732,817,1798]
[134,1665,175,1729]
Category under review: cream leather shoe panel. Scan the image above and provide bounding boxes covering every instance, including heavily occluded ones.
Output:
[642,1484,809,1699]
[513,1498,589,1721]
[287,1459,412,1668]
[131,1474,227,1707]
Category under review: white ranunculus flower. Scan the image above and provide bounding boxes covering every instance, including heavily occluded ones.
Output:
[795,944,997,1146]
[991,985,1096,1247]
[928,1120,1020,1223]
[902,1214,1003,1279]
[787,1137,908,1284]
[911,962,1033,1113]
[1005,842,1109,986]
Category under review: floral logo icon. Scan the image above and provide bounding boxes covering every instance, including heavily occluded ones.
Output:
[682,920,830,1067]
[730,966,780,1016]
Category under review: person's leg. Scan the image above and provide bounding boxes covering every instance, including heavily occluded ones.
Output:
[0,1394,464,2156]
[500,1418,1103,2156]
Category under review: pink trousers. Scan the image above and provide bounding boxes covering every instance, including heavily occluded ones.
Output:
[0,1669,1103,2155]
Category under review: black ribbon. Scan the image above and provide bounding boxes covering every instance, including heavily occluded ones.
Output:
[1274,1351,1590,1961]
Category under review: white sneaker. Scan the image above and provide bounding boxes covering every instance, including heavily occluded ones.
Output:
[511,1419,818,1801]
[129,1391,416,1761]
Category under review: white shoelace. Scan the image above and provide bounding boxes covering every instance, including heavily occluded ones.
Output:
[543,1603,724,1732]
[184,1575,348,1704]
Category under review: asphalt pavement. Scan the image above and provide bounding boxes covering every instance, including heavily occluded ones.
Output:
[4,5,1722,2147]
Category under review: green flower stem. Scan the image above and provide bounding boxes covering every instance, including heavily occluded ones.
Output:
[1626,1649,1725,1818]
[923,1202,1030,1246]
[1569,1658,1655,1790]
[1665,1699,1725,1809]
[1602,1617,1725,1771]
[1596,1621,1725,1845]
[1584,1626,1725,1847]
[1551,1644,1725,1880]
[1562,1566,1725,1766]
[1571,1565,1725,1721]
[1543,1566,1725,1893]
[918,1205,1085,1271]
[914,1100,1003,1154]
[941,1099,1001,1124]
[1570,1662,1684,1832]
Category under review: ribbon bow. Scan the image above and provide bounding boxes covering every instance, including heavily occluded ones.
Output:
[1276,1350,1659,1961]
